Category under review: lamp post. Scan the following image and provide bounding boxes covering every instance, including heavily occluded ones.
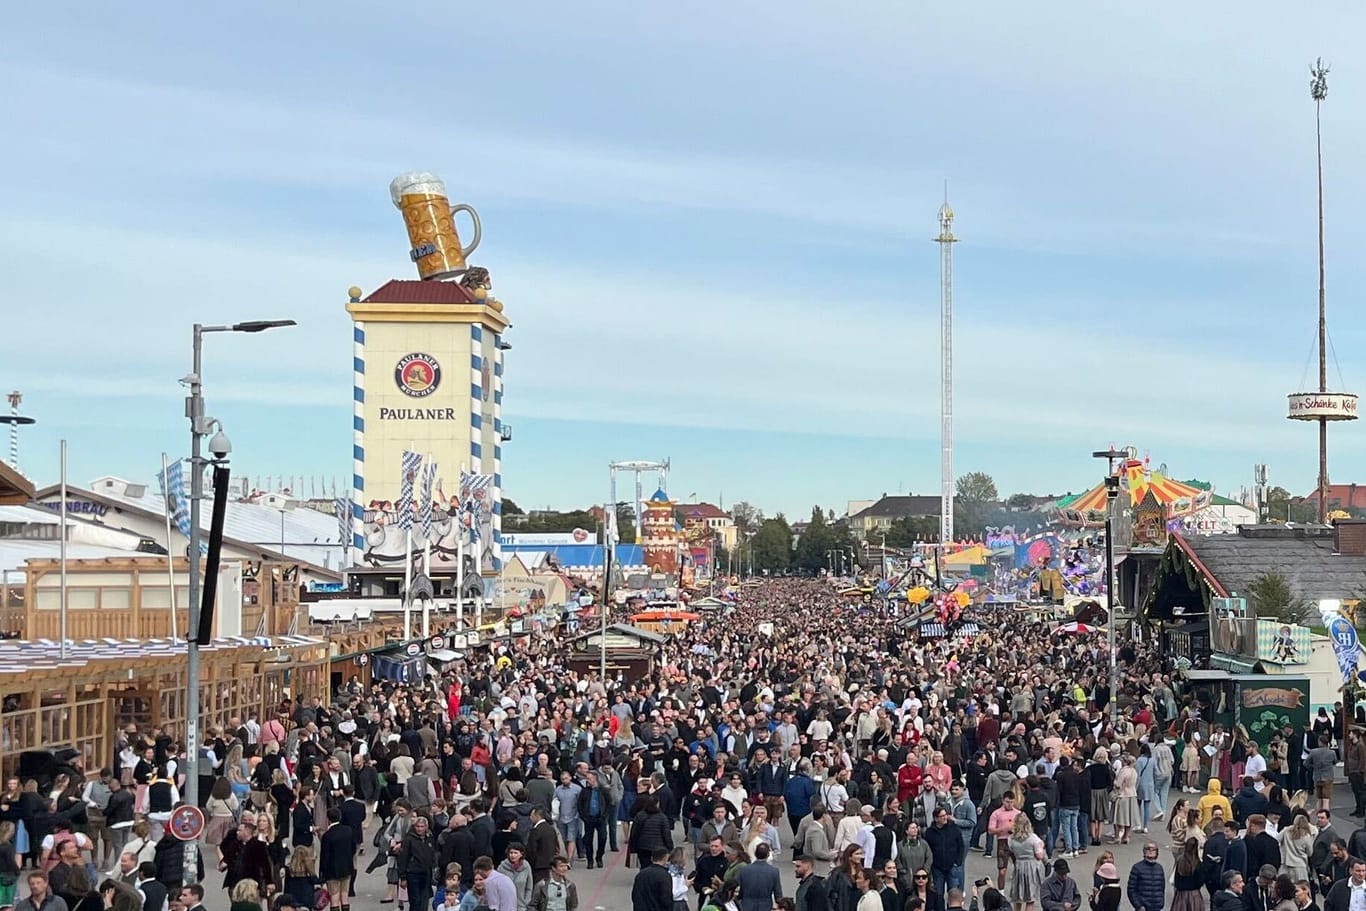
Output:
[183,319,293,875]
[1092,448,1125,729]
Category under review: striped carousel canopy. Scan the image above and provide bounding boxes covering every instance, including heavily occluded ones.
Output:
[1058,458,1212,527]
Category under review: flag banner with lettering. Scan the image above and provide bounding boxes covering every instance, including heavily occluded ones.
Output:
[397,450,422,531]
[420,461,439,540]
[1327,613,1360,684]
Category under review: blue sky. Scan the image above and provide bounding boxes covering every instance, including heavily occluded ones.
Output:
[5,3,1366,518]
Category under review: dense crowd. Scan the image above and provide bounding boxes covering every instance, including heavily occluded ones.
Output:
[0,577,1363,911]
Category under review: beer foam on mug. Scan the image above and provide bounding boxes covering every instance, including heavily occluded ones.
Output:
[390,172,447,206]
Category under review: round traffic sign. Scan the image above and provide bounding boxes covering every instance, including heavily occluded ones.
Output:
[169,805,205,841]
[358,654,369,666]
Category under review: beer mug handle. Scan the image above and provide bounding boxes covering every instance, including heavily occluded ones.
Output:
[452,204,482,258]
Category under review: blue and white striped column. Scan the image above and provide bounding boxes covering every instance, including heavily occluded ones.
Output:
[469,324,483,474]
[491,334,504,572]
[351,322,366,552]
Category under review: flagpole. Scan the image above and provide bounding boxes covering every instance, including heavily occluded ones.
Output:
[59,440,68,659]
[422,456,434,640]
[403,448,417,641]
[161,453,179,640]
[457,464,466,629]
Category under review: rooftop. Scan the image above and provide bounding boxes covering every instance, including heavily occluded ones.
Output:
[34,478,345,576]
[1175,523,1366,603]
[0,463,34,506]
[676,503,728,521]
[362,279,482,305]
[0,634,324,676]
[850,495,942,521]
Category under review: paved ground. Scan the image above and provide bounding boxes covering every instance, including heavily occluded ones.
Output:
[177,782,1359,910]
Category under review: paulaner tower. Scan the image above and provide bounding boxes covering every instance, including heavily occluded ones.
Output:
[347,173,510,587]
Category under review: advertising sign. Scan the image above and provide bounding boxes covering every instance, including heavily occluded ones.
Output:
[1240,682,1310,752]
[1287,392,1359,421]
[1254,620,1309,665]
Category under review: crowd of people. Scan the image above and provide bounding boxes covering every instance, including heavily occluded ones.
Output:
[0,577,1361,911]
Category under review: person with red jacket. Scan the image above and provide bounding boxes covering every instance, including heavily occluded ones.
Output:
[898,759,923,804]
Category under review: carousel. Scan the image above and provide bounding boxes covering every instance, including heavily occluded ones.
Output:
[1058,455,1212,533]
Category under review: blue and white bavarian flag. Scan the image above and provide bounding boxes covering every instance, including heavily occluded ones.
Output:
[397,450,422,531]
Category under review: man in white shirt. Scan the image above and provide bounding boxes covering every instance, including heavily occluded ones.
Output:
[242,712,261,745]
[854,805,877,869]
[1244,742,1269,792]
[819,774,849,815]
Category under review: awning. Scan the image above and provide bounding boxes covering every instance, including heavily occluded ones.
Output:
[371,653,426,682]
[919,621,981,639]
[427,648,462,663]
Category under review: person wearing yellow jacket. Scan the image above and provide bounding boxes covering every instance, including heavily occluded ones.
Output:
[1198,778,1232,828]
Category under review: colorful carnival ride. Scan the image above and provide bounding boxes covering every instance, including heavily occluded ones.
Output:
[1057,456,1212,528]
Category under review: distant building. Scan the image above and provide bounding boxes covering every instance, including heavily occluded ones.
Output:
[1304,483,1366,512]
[675,502,737,550]
[847,495,941,541]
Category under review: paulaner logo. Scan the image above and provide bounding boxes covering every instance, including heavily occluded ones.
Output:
[395,353,441,398]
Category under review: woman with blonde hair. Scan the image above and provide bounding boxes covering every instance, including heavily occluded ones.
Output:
[226,743,251,800]
[1086,748,1114,846]
[1278,810,1316,881]
[283,845,319,909]
[1111,754,1139,844]
[228,878,262,911]
[1007,813,1046,911]
[255,813,284,896]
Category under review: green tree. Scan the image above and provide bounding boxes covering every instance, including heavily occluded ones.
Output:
[955,472,999,503]
[751,517,792,573]
[615,503,637,543]
[731,501,764,535]
[503,498,525,517]
[883,515,939,548]
[1247,570,1311,625]
[793,506,834,573]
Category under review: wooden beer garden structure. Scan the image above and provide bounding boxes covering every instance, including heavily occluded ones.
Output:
[0,634,330,782]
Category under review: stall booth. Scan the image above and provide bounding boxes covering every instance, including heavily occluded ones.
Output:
[1180,669,1311,752]
[0,634,329,781]
[566,624,664,680]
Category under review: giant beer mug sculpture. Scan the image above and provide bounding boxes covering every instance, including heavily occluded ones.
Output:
[390,172,482,280]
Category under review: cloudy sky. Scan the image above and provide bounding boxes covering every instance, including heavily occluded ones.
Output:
[5,3,1366,518]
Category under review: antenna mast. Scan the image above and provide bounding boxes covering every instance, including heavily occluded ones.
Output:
[936,190,957,546]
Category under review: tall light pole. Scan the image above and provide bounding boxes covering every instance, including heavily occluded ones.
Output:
[183,319,293,875]
[1093,447,1125,729]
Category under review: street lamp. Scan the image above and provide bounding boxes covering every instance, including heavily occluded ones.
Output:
[1092,447,1125,729]
[183,319,294,874]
